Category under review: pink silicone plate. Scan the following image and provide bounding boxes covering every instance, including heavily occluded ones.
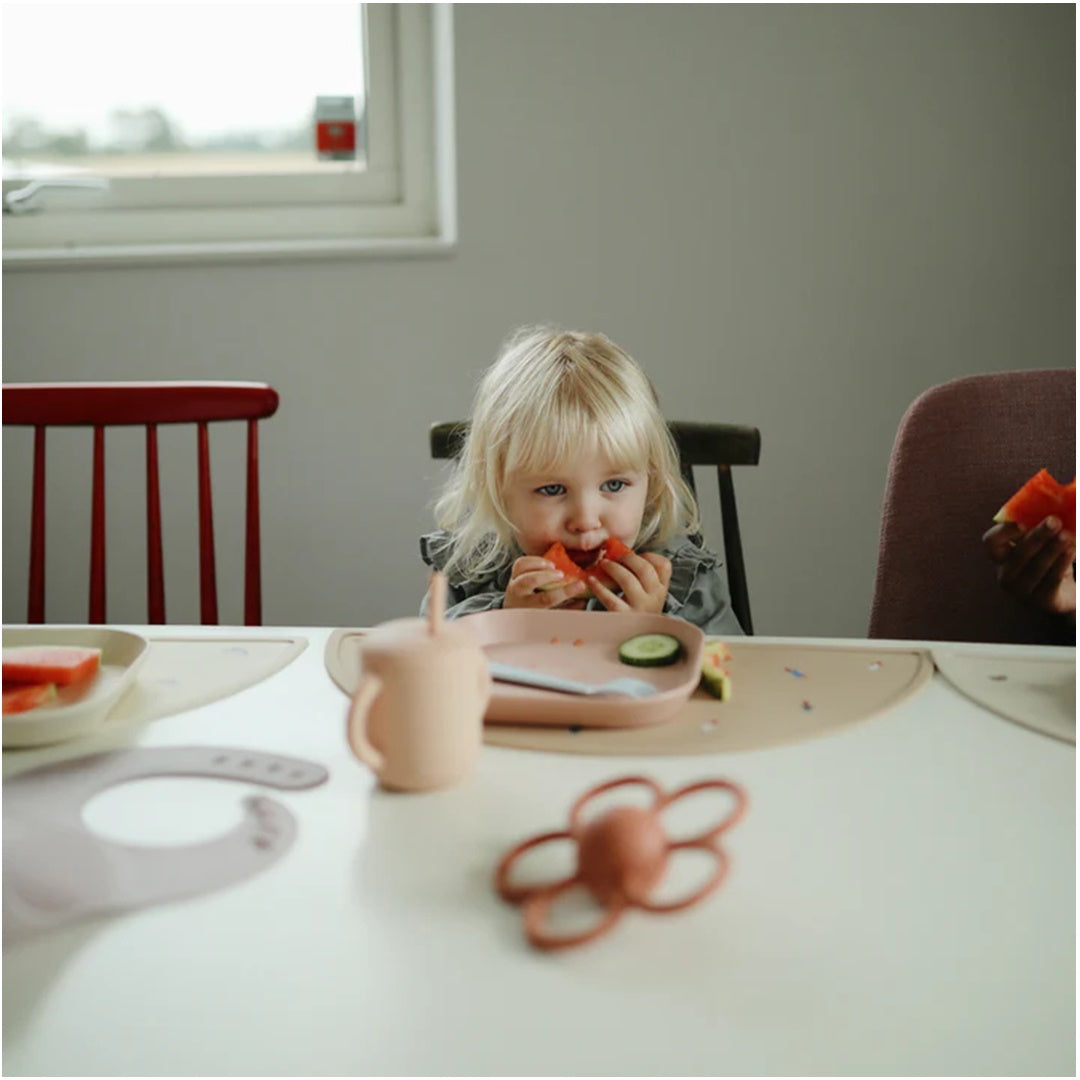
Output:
[461,609,704,729]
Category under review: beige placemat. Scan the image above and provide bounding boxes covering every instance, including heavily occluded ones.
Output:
[110,635,308,724]
[325,630,933,756]
[3,635,307,764]
[931,648,1076,745]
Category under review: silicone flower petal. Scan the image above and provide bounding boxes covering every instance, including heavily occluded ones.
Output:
[493,830,576,905]
[636,844,730,914]
[522,879,627,952]
[659,779,748,849]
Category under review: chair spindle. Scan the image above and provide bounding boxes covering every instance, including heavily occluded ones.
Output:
[145,423,166,624]
[196,421,219,625]
[244,418,262,626]
[89,426,107,623]
[28,426,47,623]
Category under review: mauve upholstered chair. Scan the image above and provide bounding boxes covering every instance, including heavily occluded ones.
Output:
[869,369,1075,645]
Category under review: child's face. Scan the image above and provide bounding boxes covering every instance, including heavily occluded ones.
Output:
[504,448,648,560]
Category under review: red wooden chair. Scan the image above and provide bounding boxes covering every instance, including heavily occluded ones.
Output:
[2,381,280,626]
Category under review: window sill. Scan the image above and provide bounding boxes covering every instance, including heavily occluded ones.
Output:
[2,233,458,271]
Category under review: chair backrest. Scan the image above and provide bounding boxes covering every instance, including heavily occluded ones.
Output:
[869,369,1075,644]
[3,380,280,626]
[429,419,761,634]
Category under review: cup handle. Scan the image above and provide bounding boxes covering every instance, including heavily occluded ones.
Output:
[346,672,385,775]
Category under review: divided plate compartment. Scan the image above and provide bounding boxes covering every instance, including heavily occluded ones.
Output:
[3,627,150,748]
[463,609,705,729]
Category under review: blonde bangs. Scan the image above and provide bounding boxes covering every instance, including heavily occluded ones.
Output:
[499,394,653,482]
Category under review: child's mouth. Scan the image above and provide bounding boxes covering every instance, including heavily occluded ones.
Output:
[564,547,602,568]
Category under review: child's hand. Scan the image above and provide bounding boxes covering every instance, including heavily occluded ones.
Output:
[982,517,1076,617]
[586,550,672,616]
[504,555,589,610]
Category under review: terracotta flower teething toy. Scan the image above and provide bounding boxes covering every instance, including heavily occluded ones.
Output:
[494,775,748,951]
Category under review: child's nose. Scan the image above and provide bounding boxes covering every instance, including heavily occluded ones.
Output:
[566,496,602,533]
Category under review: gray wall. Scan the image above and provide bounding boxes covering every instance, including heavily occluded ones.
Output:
[3,4,1074,636]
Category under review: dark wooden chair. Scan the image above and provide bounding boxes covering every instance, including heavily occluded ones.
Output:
[869,369,1075,644]
[3,381,280,625]
[429,419,761,634]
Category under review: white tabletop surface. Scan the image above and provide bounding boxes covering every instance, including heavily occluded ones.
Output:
[2,627,1075,1077]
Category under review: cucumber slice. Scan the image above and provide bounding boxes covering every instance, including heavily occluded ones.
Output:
[618,633,683,667]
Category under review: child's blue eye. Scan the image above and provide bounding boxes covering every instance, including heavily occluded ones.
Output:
[537,484,565,496]
[601,479,628,493]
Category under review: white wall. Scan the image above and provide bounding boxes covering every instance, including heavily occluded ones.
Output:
[3,4,1074,636]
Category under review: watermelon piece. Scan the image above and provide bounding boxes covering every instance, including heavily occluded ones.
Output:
[543,541,592,582]
[3,682,58,715]
[540,538,634,596]
[993,469,1076,535]
[2,645,102,687]
[601,537,633,563]
[704,637,732,666]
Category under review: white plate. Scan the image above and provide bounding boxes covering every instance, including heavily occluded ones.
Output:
[3,627,150,748]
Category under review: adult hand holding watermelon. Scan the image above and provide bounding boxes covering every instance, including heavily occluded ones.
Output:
[983,469,1076,621]
[993,469,1075,536]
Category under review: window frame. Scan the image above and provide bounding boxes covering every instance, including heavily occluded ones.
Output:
[2,3,457,270]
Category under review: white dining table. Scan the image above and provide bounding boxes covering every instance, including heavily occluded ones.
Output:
[2,626,1075,1078]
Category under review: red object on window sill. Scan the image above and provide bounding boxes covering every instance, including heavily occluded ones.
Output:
[316,121,356,155]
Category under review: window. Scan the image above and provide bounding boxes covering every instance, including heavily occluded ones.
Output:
[2,3,456,267]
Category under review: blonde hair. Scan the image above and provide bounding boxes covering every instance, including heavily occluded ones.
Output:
[434,326,700,582]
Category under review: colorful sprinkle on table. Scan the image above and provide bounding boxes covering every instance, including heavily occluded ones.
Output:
[989,674,1008,682]
[801,700,813,712]
[700,718,719,732]
[785,667,807,679]
[868,661,883,672]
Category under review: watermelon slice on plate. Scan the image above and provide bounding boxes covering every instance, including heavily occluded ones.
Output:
[993,469,1076,535]
[2,682,58,715]
[2,629,149,749]
[2,645,102,687]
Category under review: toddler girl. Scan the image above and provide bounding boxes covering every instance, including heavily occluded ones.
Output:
[420,326,744,635]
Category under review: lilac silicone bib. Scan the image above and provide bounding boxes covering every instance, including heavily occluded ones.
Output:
[4,746,328,944]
